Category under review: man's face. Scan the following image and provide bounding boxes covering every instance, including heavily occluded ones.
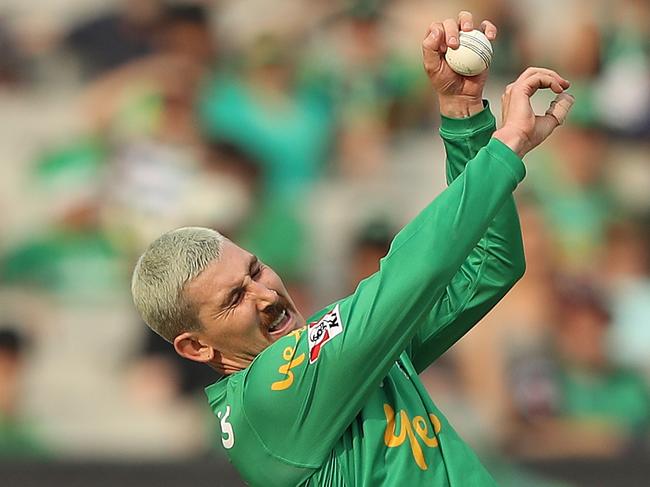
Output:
[184,240,305,370]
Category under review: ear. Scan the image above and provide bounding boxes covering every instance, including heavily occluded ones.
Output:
[173,332,215,363]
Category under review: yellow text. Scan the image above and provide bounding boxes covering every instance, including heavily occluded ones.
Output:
[384,404,442,470]
[271,327,306,391]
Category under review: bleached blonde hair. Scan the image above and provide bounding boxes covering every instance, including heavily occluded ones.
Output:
[131,227,225,342]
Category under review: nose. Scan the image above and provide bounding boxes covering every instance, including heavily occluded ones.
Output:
[248,279,278,310]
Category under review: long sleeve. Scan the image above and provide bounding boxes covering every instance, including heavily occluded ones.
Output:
[233,137,526,478]
[408,103,526,373]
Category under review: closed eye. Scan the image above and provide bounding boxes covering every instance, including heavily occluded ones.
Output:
[224,257,263,310]
[251,263,264,279]
[227,288,245,308]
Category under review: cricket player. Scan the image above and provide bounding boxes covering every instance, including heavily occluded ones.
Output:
[131,11,574,486]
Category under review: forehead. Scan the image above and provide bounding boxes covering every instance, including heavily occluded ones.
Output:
[184,240,251,305]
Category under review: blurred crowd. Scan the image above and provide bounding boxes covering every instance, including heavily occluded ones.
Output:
[0,0,649,481]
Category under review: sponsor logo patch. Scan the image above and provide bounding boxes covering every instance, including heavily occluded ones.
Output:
[308,304,343,363]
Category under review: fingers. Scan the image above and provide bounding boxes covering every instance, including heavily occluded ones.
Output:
[535,93,576,142]
[423,17,458,55]
[458,11,473,32]
[522,74,566,95]
[425,12,496,53]
[422,23,444,73]
[516,67,570,90]
[505,69,571,100]
[443,18,459,50]
[545,93,576,126]
[479,20,498,41]
[499,67,575,156]
[519,73,569,96]
[501,69,574,119]
[423,11,498,76]
[423,22,445,52]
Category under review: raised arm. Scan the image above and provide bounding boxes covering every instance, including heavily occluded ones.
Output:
[408,64,575,370]
[404,14,574,370]
[241,136,524,471]
[240,55,574,486]
[408,104,525,371]
[402,12,522,371]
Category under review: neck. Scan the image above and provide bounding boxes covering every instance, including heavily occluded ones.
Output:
[210,355,251,375]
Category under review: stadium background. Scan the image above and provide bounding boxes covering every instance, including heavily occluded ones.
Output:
[0,0,649,485]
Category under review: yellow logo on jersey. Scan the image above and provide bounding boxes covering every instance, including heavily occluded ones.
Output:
[271,327,306,391]
[383,404,442,470]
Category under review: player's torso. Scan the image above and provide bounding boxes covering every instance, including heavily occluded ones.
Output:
[211,353,496,487]
[307,352,454,486]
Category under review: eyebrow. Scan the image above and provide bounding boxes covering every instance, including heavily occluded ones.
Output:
[219,255,259,310]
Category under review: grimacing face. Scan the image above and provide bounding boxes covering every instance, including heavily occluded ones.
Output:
[175,239,306,374]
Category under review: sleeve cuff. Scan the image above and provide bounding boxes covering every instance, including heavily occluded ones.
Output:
[439,100,495,136]
[485,138,526,183]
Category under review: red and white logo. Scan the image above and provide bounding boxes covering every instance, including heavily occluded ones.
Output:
[308,304,343,363]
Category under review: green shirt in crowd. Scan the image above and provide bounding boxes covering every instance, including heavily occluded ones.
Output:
[559,366,650,433]
[206,105,526,486]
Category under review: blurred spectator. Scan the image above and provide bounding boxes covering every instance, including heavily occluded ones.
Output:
[159,2,216,66]
[453,202,559,445]
[198,32,334,198]
[0,327,48,459]
[1,0,650,478]
[308,1,432,177]
[0,140,125,304]
[0,18,27,87]
[81,3,222,249]
[82,3,214,141]
[593,0,650,136]
[64,0,164,80]
[547,0,650,137]
[507,281,650,459]
[525,122,615,274]
[469,0,532,77]
[204,142,311,287]
[346,217,394,292]
[128,326,219,402]
[602,220,650,380]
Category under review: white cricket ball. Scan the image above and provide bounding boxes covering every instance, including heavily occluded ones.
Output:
[445,29,493,76]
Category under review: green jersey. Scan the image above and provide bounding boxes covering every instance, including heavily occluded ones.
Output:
[206,105,526,486]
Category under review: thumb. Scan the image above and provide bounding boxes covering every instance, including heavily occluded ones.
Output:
[537,93,576,137]
[422,27,444,74]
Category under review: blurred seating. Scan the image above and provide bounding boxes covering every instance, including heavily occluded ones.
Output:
[0,1,648,481]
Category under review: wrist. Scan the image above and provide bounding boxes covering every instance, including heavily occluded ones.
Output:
[493,127,528,158]
[438,95,485,118]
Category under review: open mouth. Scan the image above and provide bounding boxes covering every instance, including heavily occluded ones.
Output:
[267,308,292,337]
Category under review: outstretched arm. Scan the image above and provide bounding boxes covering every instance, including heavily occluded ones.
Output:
[408,103,525,372]
[407,63,575,370]
[406,14,574,370]
[239,37,573,481]
[242,135,525,473]
[405,12,522,371]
